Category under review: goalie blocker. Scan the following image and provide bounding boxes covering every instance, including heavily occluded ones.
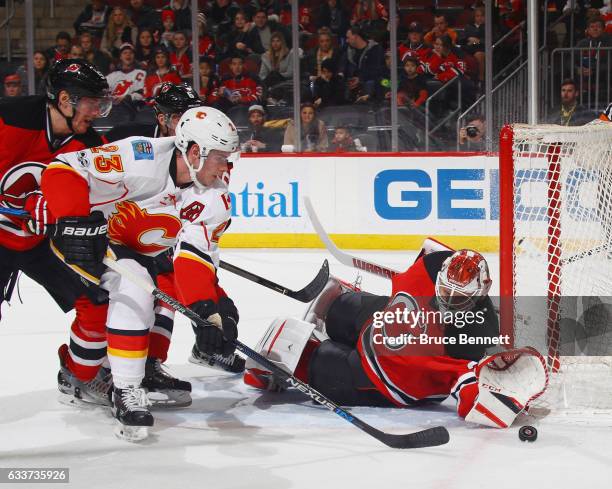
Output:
[245,242,549,428]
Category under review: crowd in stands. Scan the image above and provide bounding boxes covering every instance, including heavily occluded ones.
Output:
[1,0,611,151]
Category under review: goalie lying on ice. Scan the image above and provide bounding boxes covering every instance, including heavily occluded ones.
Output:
[244,243,549,428]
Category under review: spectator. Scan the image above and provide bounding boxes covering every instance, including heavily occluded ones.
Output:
[206,0,241,37]
[241,104,282,152]
[576,17,611,77]
[198,57,220,105]
[106,43,146,106]
[218,55,262,110]
[46,31,72,62]
[246,9,289,55]
[160,9,177,48]
[305,27,342,80]
[254,0,282,18]
[162,0,192,32]
[3,74,22,98]
[397,56,428,108]
[317,0,350,43]
[424,35,466,84]
[459,114,486,150]
[344,26,385,103]
[283,102,328,152]
[73,0,110,39]
[100,7,137,59]
[351,0,388,25]
[461,6,486,84]
[127,0,161,31]
[547,78,594,125]
[16,50,49,95]
[135,28,156,70]
[222,10,253,59]
[170,31,193,79]
[68,45,85,59]
[330,125,365,152]
[260,31,294,103]
[197,13,216,59]
[79,32,111,74]
[298,7,316,35]
[311,58,345,107]
[144,45,182,100]
[424,14,458,45]
[399,22,431,64]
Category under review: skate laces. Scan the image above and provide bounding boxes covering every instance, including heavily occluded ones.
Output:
[213,353,235,366]
[121,387,151,411]
[86,374,112,397]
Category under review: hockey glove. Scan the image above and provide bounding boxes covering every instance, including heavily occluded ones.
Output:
[23,191,56,235]
[190,299,238,356]
[52,211,109,282]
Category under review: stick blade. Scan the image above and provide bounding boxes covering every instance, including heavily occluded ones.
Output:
[289,259,329,302]
[380,426,450,449]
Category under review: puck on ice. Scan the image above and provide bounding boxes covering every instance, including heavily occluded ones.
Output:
[518,425,537,442]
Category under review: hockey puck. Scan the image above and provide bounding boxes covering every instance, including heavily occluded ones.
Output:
[518,425,538,442]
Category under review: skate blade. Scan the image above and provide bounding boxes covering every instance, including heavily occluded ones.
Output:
[57,392,111,409]
[147,390,192,409]
[188,354,245,373]
[114,421,149,442]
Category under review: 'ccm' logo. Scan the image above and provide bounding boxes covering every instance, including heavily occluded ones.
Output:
[61,225,108,237]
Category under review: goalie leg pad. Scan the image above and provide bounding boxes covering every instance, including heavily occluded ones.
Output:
[245,317,317,374]
[302,276,360,331]
[464,348,549,428]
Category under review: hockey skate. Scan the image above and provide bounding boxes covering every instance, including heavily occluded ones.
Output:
[112,385,153,442]
[188,344,246,373]
[57,344,112,407]
[142,358,192,408]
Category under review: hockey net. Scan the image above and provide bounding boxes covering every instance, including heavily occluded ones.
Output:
[499,121,612,413]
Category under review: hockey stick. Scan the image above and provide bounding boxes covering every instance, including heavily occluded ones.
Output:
[102,255,450,449]
[219,259,329,303]
[303,197,401,279]
[0,207,328,303]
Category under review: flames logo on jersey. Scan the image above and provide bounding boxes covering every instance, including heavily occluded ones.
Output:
[108,201,181,255]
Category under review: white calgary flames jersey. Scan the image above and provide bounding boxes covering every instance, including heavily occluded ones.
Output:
[50,137,232,267]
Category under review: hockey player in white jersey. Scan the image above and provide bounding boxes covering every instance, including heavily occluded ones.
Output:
[38,107,240,441]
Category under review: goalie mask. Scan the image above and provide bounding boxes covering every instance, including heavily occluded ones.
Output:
[435,249,492,312]
[174,107,240,189]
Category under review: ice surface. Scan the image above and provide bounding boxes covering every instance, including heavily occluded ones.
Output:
[1,250,610,488]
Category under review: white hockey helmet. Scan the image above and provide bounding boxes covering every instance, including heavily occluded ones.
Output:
[174,106,240,189]
[435,249,492,312]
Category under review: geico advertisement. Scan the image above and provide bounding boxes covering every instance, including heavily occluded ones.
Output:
[226,155,499,236]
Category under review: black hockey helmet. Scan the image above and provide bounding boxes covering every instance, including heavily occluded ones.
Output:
[154,82,202,116]
[46,58,110,102]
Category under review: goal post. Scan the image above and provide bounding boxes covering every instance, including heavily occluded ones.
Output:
[499,121,612,410]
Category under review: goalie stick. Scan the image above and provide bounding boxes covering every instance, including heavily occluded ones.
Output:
[102,255,450,449]
[0,207,328,303]
[303,197,401,280]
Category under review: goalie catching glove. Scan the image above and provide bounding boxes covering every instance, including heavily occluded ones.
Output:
[51,211,109,283]
[190,297,239,356]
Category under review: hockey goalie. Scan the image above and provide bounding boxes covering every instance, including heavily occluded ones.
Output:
[244,241,549,428]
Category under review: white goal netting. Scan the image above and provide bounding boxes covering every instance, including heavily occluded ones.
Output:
[500,122,612,412]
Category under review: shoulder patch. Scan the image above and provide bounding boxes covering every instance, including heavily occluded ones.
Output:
[131,139,154,160]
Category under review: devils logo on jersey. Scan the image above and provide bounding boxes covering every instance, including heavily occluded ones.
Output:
[108,200,182,255]
[0,162,45,208]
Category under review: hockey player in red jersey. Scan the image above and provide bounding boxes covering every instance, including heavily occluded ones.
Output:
[0,58,111,322]
[38,107,241,441]
[245,242,548,429]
